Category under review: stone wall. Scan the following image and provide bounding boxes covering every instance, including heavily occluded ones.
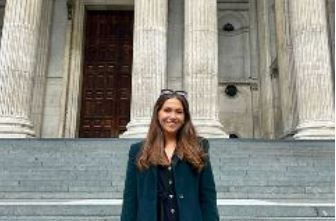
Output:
[167,0,184,90]
[41,0,68,138]
[274,0,297,138]
[257,0,284,139]
[217,0,259,138]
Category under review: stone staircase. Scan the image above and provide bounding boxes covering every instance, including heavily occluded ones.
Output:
[0,139,334,220]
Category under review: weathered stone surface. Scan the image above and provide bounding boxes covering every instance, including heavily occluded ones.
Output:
[0,139,333,200]
[184,0,227,138]
[0,0,43,138]
[0,139,334,219]
[121,0,168,138]
[31,0,53,138]
[289,0,335,139]
[0,0,334,140]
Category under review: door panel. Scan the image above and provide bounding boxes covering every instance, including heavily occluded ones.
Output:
[79,11,133,138]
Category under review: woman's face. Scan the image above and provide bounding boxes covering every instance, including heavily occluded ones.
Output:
[158,97,185,136]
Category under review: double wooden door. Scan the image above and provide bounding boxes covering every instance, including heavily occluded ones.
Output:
[79,11,133,138]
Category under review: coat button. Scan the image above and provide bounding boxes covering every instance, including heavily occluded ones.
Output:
[168,180,173,185]
[178,194,184,199]
[169,194,174,199]
[168,166,172,171]
[170,208,175,214]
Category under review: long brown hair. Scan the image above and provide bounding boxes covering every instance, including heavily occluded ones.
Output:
[137,93,206,172]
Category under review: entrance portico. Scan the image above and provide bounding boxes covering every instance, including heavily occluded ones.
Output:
[0,0,333,139]
[121,0,227,138]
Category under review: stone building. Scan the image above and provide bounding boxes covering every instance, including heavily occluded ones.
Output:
[0,0,334,139]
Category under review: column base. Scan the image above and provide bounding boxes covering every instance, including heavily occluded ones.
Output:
[120,118,151,138]
[193,119,229,138]
[0,117,35,138]
[293,121,335,140]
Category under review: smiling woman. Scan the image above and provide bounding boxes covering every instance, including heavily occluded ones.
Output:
[158,98,185,139]
[121,89,219,221]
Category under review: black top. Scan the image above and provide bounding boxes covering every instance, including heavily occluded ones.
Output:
[157,156,179,221]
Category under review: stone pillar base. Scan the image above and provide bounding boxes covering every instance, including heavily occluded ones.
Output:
[293,121,335,140]
[193,119,229,138]
[0,117,35,138]
[120,119,150,138]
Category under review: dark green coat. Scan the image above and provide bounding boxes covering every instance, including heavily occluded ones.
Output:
[121,138,220,221]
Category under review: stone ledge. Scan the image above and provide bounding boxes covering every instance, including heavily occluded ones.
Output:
[0,199,333,218]
[0,217,334,221]
[0,199,333,206]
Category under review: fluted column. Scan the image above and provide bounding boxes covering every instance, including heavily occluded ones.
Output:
[121,0,168,138]
[184,0,228,138]
[289,0,334,139]
[0,0,43,137]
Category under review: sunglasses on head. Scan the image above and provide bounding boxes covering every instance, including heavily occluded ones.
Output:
[160,89,188,98]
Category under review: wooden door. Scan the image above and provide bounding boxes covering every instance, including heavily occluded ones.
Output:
[79,11,133,138]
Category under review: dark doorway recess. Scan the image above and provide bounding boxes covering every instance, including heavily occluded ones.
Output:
[79,10,133,138]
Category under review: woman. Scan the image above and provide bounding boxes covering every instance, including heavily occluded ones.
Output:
[121,89,219,221]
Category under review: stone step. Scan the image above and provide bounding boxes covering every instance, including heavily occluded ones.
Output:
[0,218,333,221]
[221,218,334,221]
[0,199,333,219]
[0,139,334,200]
[0,217,120,221]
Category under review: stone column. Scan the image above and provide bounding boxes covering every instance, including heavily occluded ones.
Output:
[289,0,335,139]
[121,0,168,138]
[31,0,53,137]
[184,0,228,138]
[0,0,43,138]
